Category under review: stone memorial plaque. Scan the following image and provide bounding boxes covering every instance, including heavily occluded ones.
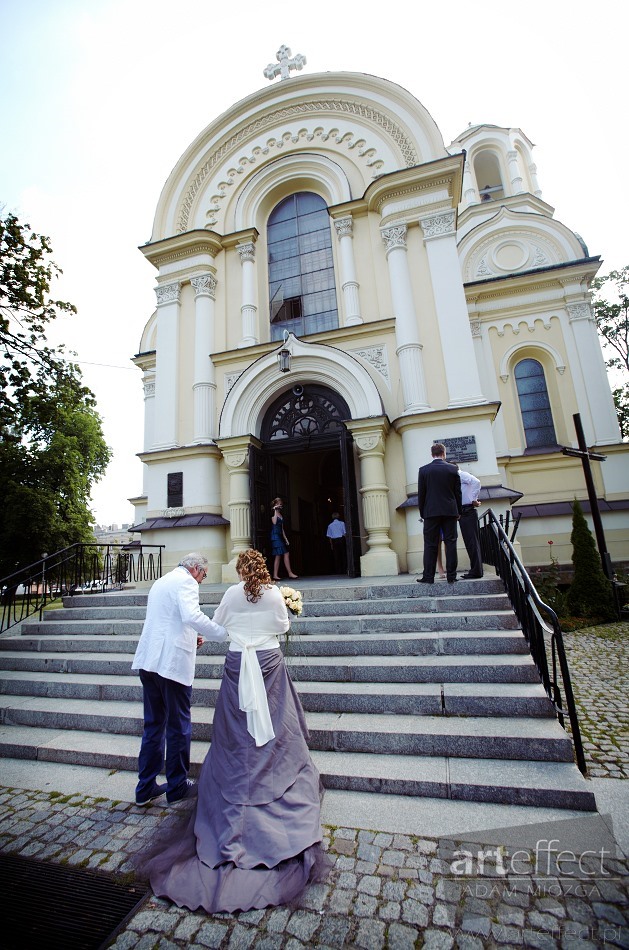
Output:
[435,436,478,463]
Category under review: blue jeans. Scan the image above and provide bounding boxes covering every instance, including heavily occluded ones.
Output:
[136,669,192,801]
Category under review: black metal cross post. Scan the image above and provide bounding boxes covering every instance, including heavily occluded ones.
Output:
[562,413,613,581]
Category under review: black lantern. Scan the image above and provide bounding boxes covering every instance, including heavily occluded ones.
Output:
[277,347,291,373]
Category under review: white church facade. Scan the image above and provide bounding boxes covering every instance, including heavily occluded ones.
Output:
[129,49,628,582]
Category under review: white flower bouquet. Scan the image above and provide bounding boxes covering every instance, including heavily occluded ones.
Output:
[279,585,303,616]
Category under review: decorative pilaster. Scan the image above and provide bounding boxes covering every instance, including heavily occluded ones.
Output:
[380,224,429,413]
[507,149,524,194]
[191,273,218,442]
[419,212,485,408]
[153,281,180,449]
[334,216,362,325]
[528,162,542,198]
[237,242,258,347]
[217,436,254,581]
[142,374,155,493]
[345,417,399,576]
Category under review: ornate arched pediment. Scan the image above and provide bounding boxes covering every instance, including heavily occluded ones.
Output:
[459,207,587,281]
[219,334,384,439]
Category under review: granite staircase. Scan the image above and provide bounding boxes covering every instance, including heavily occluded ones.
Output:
[0,577,595,812]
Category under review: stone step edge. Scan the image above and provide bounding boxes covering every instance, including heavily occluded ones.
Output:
[0,728,594,811]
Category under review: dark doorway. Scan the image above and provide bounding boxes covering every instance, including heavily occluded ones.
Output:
[249,384,361,577]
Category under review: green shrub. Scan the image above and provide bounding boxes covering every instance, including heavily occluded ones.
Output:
[566,500,617,623]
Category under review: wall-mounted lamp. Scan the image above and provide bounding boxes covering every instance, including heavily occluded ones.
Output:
[277,329,291,373]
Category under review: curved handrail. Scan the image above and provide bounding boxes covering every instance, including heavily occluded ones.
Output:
[480,508,587,775]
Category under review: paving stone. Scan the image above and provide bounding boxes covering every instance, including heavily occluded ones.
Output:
[285,910,321,942]
[379,901,401,920]
[173,915,204,941]
[227,924,256,950]
[318,915,351,948]
[329,887,354,915]
[433,902,456,927]
[266,908,291,933]
[423,930,455,950]
[353,894,379,918]
[357,875,381,896]
[591,902,627,925]
[196,920,230,948]
[109,931,140,949]
[354,918,386,948]
[402,898,430,927]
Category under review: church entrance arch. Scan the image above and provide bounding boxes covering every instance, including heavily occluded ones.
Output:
[250,384,361,577]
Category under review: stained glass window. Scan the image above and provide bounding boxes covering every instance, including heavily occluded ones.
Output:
[514,359,557,448]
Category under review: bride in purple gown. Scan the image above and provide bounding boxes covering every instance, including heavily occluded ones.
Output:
[145,549,327,913]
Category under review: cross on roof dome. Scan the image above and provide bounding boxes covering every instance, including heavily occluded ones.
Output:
[263,45,307,81]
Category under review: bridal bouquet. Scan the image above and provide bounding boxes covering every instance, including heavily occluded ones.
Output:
[279,585,303,616]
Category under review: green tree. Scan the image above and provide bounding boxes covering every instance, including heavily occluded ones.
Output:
[566,500,617,623]
[0,210,111,577]
[592,266,629,438]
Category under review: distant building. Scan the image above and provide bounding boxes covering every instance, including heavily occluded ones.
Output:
[128,50,628,580]
[93,525,133,546]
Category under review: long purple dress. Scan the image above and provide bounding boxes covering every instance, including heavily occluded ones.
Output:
[146,584,325,913]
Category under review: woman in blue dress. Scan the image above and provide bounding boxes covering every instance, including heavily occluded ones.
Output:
[270,497,298,581]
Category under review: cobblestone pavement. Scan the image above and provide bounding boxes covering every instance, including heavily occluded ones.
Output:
[1,787,628,949]
[563,623,629,779]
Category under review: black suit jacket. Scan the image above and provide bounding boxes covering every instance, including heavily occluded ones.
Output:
[417,459,462,519]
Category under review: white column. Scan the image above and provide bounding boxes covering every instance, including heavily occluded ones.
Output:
[142,374,155,491]
[528,162,542,198]
[463,161,478,206]
[419,211,485,408]
[237,242,258,347]
[334,216,362,325]
[218,438,253,582]
[153,281,180,449]
[346,417,399,577]
[191,274,218,442]
[381,224,429,412]
[565,302,620,445]
[507,149,524,194]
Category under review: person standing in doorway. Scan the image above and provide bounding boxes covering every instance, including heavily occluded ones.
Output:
[132,553,227,806]
[417,443,462,584]
[270,497,298,581]
[450,462,484,579]
[326,512,347,574]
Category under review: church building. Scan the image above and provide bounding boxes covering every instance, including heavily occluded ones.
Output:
[129,47,628,582]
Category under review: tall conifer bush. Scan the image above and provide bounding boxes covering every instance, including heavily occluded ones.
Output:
[566,500,616,622]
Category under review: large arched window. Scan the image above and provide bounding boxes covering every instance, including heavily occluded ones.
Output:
[267,192,338,341]
[514,358,557,448]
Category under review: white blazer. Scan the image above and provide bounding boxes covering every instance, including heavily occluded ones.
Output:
[132,566,227,686]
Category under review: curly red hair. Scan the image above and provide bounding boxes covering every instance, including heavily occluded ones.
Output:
[236,549,273,603]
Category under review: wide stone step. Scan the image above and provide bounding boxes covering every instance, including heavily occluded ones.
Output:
[37,592,511,623]
[0,696,573,761]
[0,671,555,717]
[17,610,521,638]
[0,648,541,684]
[0,726,594,811]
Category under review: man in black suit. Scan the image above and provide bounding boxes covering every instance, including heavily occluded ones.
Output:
[417,442,462,584]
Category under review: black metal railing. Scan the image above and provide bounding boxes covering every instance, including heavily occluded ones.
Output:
[479,508,587,775]
[0,543,164,634]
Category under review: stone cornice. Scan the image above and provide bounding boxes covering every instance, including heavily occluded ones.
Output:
[137,443,222,464]
[140,230,223,269]
[212,318,396,368]
[363,154,464,218]
[392,401,501,435]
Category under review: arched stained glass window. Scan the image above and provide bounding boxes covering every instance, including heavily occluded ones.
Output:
[514,358,557,448]
[267,192,338,341]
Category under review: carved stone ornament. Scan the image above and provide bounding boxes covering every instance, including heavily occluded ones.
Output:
[334,217,354,239]
[381,225,408,253]
[224,373,240,395]
[224,450,249,470]
[419,210,456,239]
[155,282,181,306]
[354,433,383,454]
[470,320,482,338]
[143,380,156,397]
[163,507,185,518]
[350,345,390,384]
[191,274,217,298]
[237,242,256,264]
[177,102,418,232]
[566,302,592,322]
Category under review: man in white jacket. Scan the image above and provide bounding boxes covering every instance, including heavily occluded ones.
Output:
[132,553,227,805]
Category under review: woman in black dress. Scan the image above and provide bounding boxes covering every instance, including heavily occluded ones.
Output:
[270,497,298,581]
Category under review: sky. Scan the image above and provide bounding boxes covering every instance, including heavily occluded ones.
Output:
[1,0,625,527]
